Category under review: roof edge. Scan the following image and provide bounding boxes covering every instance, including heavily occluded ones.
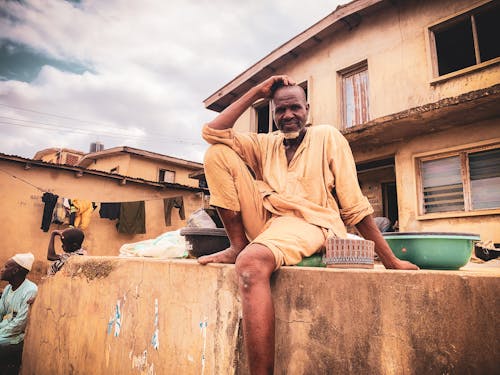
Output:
[203,0,383,110]
[0,153,207,192]
[78,146,203,169]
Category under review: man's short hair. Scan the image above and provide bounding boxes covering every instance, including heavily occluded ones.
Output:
[62,228,85,253]
[270,83,307,102]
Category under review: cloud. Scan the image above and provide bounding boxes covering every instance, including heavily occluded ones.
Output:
[0,0,344,162]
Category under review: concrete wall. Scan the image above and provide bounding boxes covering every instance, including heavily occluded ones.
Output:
[395,118,500,241]
[0,159,203,286]
[86,154,131,175]
[88,154,199,187]
[127,155,198,187]
[22,257,500,374]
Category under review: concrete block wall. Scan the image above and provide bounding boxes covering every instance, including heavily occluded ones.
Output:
[22,257,499,374]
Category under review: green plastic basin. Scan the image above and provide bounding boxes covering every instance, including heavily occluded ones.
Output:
[382,232,480,270]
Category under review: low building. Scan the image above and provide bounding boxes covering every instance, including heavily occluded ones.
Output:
[0,152,207,284]
[77,146,203,188]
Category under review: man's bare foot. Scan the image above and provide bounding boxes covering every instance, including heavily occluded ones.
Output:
[198,246,241,265]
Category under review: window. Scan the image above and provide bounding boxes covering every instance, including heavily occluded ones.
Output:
[340,61,369,129]
[159,169,175,183]
[430,1,499,76]
[254,80,308,133]
[255,100,272,134]
[418,146,500,214]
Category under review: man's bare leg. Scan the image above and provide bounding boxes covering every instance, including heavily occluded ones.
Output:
[236,244,276,375]
[198,207,250,264]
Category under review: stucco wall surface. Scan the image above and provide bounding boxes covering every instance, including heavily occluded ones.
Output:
[395,119,500,242]
[22,257,500,375]
[233,0,499,132]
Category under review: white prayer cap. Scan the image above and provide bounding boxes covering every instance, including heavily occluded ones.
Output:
[12,252,35,271]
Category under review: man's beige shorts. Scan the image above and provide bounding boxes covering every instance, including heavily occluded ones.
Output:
[204,144,326,269]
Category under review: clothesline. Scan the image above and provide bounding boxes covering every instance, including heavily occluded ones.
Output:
[0,166,199,203]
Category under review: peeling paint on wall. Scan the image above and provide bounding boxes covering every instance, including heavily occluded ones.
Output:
[107,299,123,337]
[199,317,208,375]
[131,349,155,375]
[151,298,159,350]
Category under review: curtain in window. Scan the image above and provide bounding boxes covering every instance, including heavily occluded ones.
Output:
[469,149,500,210]
[422,156,464,213]
[343,68,369,128]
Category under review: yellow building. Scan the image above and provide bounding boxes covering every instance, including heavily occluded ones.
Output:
[77,146,203,188]
[204,0,500,243]
[0,152,206,284]
[33,147,85,166]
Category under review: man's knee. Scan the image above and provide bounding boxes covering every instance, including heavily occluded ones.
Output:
[204,144,239,166]
[235,245,275,290]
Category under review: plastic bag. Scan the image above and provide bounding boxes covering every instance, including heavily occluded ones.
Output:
[119,230,187,258]
[186,208,216,228]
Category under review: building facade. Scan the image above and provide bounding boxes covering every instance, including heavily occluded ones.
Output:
[0,153,206,285]
[203,0,500,242]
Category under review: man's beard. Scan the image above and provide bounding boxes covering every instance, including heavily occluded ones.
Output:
[282,131,300,139]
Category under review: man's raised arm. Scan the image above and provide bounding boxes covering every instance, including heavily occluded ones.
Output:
[206,75,295,130]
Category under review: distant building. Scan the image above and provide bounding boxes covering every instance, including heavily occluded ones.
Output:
[33,147,85,166]
[203,0,500,242]
[77,146,203,188]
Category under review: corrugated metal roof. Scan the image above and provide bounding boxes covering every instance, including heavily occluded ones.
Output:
[0,152,207,192]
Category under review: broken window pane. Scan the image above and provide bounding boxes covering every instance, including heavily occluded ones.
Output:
[434,17,475,76]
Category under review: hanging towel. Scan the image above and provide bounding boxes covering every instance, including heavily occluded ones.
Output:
[117,201,146,234]
[99,202,121,220]
[41,192,59,232]
[52,197,70,225]
[72,199,94,230]
[163,196,185,226]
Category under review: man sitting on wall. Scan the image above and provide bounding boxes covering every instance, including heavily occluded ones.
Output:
[47,228,86,276]
[198,75,418,374]
[0,253,38,371]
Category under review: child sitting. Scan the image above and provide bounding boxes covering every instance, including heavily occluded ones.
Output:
[46,228,87,276]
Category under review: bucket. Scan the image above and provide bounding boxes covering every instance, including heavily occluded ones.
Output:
[324,237,375,269]
[179,227,229,258]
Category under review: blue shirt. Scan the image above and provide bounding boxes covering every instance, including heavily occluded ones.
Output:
[0,279,38,345]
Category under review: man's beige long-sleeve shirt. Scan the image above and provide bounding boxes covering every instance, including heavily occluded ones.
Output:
[202,124,373,238]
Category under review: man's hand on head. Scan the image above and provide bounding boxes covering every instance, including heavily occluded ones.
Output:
[257,75,296,99]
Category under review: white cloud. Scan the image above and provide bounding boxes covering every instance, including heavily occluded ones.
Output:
[0,0,346,162]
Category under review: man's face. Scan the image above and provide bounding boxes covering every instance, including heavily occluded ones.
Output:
[272,86,309,136]
[0,259,20,282]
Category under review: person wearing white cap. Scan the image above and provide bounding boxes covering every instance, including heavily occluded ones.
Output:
[0,253,38,370]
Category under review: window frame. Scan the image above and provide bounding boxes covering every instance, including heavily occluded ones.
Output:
[338,60,370,130]
[415,141,500,220]
[158,168,175,183]
[427,0,500,84]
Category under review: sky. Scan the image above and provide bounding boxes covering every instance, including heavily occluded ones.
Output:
[0,0,348,163]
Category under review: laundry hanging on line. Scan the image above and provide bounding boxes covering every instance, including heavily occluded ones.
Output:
[163,196,185,226]
[41,192,58,232]
[117,201,146,234]
[99,202,121,220]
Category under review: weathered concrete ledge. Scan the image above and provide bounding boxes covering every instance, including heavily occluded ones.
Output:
[22,257,499,374]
